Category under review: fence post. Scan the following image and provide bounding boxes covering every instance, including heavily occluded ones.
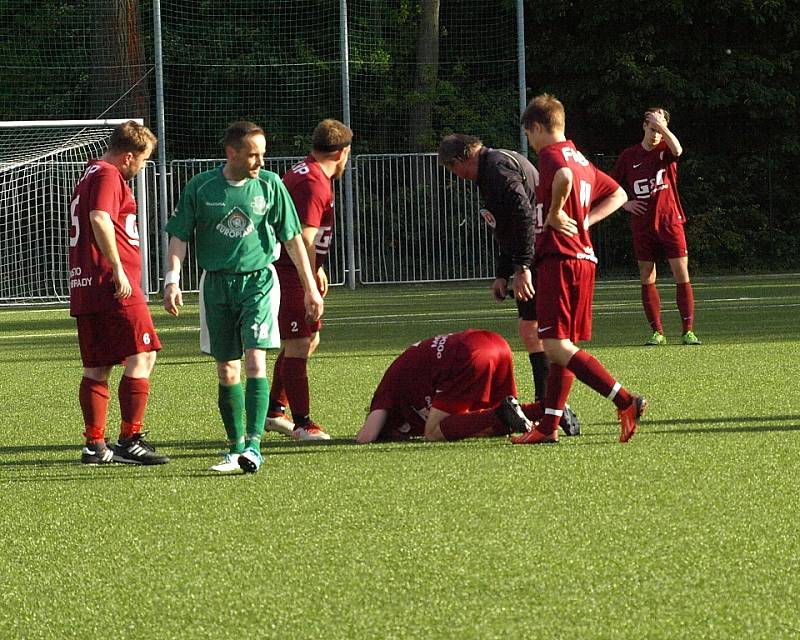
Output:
[516,0,527,156]
[340,0,357,289]
[152,0,169,285]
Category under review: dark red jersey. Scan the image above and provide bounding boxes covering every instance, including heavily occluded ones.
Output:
[611,141,685,231]
[369,330,516,435]
[68,160,145,316]
[534,140,620,263]
[274,155,335,283]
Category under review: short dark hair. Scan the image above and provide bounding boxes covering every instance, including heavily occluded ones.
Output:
[645,107,671,124]
[221,121,265,150]
[312,119,353,153]
[108,120,157,154]
[520,93,565,132]
[437,134,482,166]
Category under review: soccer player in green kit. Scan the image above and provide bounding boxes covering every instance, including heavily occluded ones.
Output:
[163,121,323,474]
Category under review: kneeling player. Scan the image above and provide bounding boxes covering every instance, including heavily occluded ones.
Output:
[355,329,542,443]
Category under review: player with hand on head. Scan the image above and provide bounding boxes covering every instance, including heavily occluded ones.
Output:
[437,134,580,437]
[355,329,548,444]
[163,121,323,474]
[69,120,169,465]
[266,119,352,441]
[611,108,701,346]
[515,93,646,445]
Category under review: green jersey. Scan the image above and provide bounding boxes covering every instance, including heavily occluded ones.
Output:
[166,167,302,273]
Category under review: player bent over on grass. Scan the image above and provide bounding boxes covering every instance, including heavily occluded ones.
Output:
[266,119,352,441]
[610,107,701,346]
[514,94,647,445]
[355,329,544,444]
[437,134,580,437]
[163,121,323,474]
[69,120,169,465]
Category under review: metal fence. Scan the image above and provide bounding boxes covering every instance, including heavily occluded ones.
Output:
[158,153,496,293]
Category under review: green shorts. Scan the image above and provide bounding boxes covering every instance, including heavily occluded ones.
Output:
[199,267,281,362]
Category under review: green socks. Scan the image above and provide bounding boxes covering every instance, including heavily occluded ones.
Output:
[245,376,269,454]
[218,383,245,454]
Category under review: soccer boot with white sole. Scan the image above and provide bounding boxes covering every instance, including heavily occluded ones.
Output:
[113,432,170,465]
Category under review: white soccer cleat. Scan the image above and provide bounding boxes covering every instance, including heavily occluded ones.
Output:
[293,423,331,441]
[209,453,241,472]
[265,411,295,437]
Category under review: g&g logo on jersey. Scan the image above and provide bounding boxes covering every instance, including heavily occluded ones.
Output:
[216,207,255,238]
[480,208,496,228]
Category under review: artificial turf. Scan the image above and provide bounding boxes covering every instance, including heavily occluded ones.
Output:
[0,274,798,639]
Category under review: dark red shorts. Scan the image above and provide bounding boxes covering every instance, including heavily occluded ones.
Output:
[277,284,322,339]
[632,222,688,262]
[433,330,517,414]
[535,258,595,342]
[76,304,161,368]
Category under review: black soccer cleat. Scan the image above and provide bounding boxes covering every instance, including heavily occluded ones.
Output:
[81,440,116,465]
[560,403,581,436]
[113,432,170,465]
[495,396,533,434]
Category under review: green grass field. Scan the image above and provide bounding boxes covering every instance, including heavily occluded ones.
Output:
[1,274,798,639]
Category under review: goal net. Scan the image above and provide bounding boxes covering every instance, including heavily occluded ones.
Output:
[0,120,150,305]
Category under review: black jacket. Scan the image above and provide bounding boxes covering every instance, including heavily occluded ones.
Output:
[476,147,538,280]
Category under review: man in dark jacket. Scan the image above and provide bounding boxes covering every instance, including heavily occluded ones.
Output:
[438,134,579,436]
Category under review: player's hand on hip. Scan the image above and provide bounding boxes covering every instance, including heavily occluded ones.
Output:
[623,200,647,216]
[547,210,577,237]
[491,277,508,302]
[512,270,535,302]
[304,289,324,323]
[163,284,183,317]
[113,268,132,299]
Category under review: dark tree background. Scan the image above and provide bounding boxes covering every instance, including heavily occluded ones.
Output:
[1,0,798,272]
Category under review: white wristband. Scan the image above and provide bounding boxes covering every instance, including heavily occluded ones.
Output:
[164,270,180,287]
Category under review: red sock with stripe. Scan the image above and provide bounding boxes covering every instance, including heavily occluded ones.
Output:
[676,282,695,332]
[80,377,109,443]
[540,365,574,434]
[119,375,150,439]
[566,350,632,409]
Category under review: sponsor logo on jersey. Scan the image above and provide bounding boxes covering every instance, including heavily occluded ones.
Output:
[205,201,226,206]
[251,196,267,215]
[216,207,255,239]
[68,266,92,289]
[430,333,450,359]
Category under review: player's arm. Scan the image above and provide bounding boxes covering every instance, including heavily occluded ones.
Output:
[88,209,131,299]
[646,111,683,157]
[284,234,324,322]
[544,168,579,237]
[355,409,389,444]
[587,186,628,227]
[423,407,451,442]
[163,235,187,316]
[300,224,328,297]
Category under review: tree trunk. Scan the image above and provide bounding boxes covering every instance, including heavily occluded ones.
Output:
[409,0,440,151]
[91,0,149,121]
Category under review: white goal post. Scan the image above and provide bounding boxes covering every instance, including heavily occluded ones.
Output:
[0,119,151,305]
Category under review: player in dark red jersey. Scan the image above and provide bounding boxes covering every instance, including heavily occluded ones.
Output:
[436,134,581,437]
[69,120,168,465]
[513,94,646,445]
[267,119,352,441]
[611,108,701,346]
[355,329,544,443]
